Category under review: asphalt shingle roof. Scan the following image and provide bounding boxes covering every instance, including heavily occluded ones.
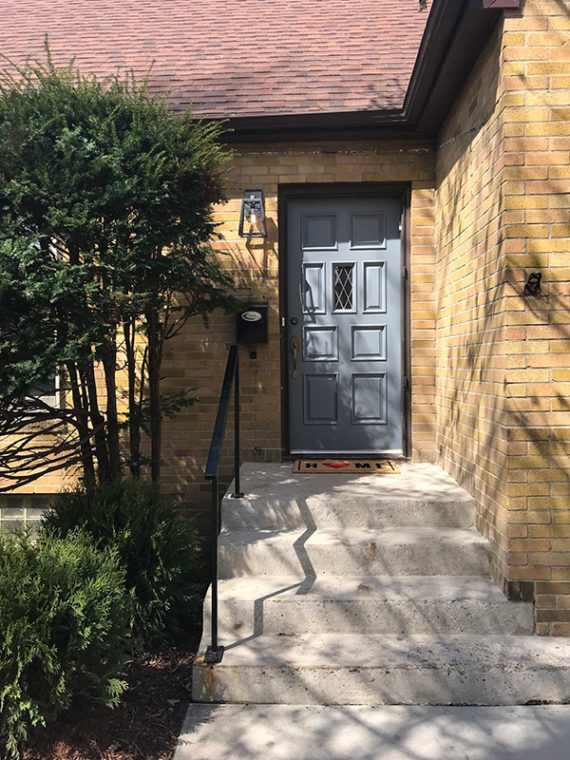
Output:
[0,0,430,118]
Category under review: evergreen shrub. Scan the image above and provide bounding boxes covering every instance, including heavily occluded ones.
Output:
[42,478,203,648]
[0,530,131,760]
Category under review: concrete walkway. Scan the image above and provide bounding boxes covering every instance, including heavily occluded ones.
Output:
[175,704,570,760]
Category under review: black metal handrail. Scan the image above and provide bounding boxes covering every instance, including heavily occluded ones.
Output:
[204,344,243,664]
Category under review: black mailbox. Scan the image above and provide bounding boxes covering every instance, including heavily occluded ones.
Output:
[236,303,269,344]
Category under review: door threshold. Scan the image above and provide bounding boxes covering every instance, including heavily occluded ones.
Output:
[290,450,404,458]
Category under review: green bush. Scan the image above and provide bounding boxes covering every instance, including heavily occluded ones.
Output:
[0,530,131,760]
[42,478,203,649]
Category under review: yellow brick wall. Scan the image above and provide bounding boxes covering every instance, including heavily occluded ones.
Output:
[435,0,570,634]
[157,140,437,522]
[502,0,570,635]
[435,21,510,596]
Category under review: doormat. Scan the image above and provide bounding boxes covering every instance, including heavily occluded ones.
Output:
[294,459,400,474]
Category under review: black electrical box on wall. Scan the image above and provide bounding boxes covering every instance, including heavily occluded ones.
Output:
[236,303,269,344]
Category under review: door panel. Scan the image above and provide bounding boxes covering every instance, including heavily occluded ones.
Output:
[287,195,402,455]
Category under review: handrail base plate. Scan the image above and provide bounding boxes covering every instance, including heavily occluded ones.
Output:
[205,645,225,664]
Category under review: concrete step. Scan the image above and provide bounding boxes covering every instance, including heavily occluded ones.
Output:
[218,527,491,579]
[201,575,534,638]
[193,633,570,706]
[223,462,475,531]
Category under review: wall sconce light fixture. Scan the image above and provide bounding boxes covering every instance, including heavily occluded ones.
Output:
[524,271,542,296]
[239,189,266,238]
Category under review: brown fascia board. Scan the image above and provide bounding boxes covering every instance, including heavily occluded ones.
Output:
[217,0,521,143]
[219,109,411,144]
[482,0,520,7]
[402,0,466,129]
[403,0,522,135]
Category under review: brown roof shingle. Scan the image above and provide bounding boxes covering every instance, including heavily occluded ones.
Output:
[0,0,430,118]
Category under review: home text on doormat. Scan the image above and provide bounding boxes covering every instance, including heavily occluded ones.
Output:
[294,459,400,474]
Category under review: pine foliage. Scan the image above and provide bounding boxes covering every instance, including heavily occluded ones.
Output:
[0,54,236,487]
[42,478,203,648]
[0,530,131,759]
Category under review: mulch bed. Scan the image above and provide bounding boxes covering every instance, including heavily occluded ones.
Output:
[24,643,198,760]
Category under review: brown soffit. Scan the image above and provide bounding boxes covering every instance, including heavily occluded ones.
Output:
[402,0,522,136]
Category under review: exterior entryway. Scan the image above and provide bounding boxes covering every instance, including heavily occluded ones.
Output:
[192,462,570,706]
[285,193,404,455]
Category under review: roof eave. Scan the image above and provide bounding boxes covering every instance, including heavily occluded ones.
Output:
[217,109,413,144]
[209,0,521,143]
[403,0,522,135]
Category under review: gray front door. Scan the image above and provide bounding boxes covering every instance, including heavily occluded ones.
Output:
[286,194,403,455]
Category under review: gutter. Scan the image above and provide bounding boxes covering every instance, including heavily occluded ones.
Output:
[220,110,412,144]
[403,0,522,135]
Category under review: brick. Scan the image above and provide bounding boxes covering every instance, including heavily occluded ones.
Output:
[529,497,570,510]
[526,122,570,136]
[505,17,548,32]
[550,340,570,354]
[507,427,550,441]
[530,552,570,566]
[510,539,551,552]
[551,76,570,90]
[503,196,548,209]
[552,108,570,121]
[536,582,570,596]
[536,609,570,623]
[526,92,570,107]
[535,594,556,608]
[549,167,570,180]
[550,623,570,635]
[508,369,550,382]
[531,526,570,539]
[527,61,570,75]
[510,566,551,580]
[507,456,552,470]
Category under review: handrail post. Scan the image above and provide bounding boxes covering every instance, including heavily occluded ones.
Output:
[232,345,244,499]
[203,344,244,665]
[205,474,224,664]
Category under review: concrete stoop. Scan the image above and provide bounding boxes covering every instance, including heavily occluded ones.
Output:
[193,463,570,706]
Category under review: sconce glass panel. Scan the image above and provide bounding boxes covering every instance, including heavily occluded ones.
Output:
[239,189,267,238]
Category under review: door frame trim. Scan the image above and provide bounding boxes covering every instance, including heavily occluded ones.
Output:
[278,182,412,459]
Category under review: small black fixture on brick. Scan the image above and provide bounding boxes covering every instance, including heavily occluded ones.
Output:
[524,272,542,296]
[237,303,269,344]
[239,189,266,238]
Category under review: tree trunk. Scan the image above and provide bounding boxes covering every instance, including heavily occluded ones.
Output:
[123,319,142,477]
[147,314,162,482]
[65,361,95,480]
[102,330,122,480]
[83,361,111,482]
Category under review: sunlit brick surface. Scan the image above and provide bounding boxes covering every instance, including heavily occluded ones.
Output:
[435,0,570,635]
